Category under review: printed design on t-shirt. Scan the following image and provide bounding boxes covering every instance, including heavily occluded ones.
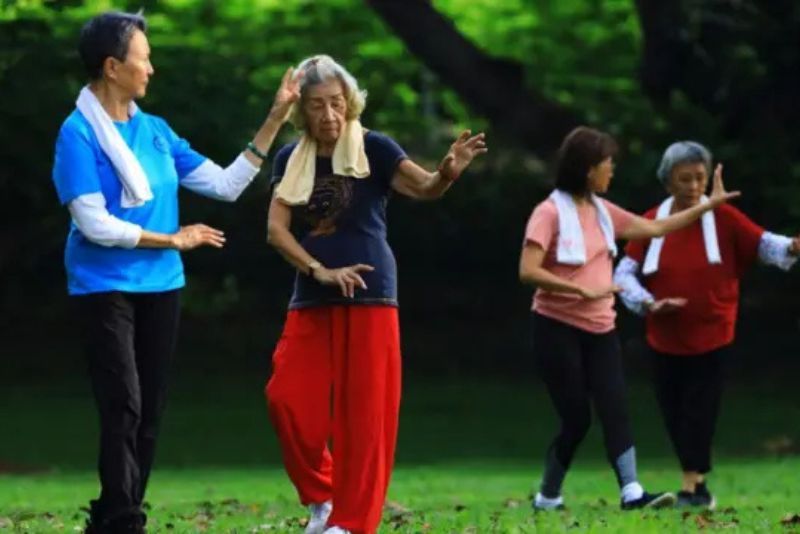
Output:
[300,173,355,236]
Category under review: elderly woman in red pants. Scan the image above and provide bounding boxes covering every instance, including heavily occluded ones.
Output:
[264,55,487,534]
[614,141,800,509]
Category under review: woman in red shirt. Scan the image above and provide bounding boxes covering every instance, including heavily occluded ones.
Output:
[614,141,800,509]
[520,128,739,511]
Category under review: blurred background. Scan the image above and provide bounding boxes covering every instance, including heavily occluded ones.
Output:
[1,0,799,473]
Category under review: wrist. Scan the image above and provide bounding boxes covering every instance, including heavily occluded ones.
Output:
[307,260,323,278]
[643,298,655,312]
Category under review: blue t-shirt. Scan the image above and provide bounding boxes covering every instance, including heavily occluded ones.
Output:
[52,109,206,295]
[271,131,407,309]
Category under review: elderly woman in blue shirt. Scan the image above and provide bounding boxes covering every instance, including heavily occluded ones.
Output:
[51,11,298,534]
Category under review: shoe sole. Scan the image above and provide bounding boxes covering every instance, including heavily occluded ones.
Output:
[646,493,677,509]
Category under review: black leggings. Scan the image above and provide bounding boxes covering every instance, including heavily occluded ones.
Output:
[75,290,180,525]
[532,313,634,485]
[652,347,726,474]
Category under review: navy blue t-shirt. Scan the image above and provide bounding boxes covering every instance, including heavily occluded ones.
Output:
[271,131,407,309]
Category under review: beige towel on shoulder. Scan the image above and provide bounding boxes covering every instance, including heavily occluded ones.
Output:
[275,120,370,205]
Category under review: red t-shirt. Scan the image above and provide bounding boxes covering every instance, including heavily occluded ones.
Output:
[625,203,763,355]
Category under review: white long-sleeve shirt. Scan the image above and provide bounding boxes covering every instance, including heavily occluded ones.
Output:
[68,153,259,248]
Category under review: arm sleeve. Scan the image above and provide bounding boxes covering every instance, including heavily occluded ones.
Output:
[365,131,408,187]
[52,123,103,205]
[613,256,654,316]
[602,199,636,238]
[68,192,142,248]
[758,231,798,271]
[523,201,556,251]
[725,205,765,274]
[179,154,260,201]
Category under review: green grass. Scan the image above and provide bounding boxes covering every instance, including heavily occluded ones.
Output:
[1,377,799,532]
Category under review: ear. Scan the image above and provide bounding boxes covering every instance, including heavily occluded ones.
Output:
[103,56,119,80]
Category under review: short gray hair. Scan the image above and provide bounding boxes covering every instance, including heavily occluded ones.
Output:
[656,141,712,184]
[289,55,367,130]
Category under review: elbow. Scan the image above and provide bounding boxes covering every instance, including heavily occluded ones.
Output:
[266,223,284,248]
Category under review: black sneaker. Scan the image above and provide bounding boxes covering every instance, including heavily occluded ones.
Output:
[676,490,695,507]
[692,483,717,510]
[621,491,676,510]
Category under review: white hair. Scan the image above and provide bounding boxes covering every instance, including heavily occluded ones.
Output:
[656,141,712,185]
[289,55,367,130]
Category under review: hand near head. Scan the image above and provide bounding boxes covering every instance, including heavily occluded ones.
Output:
[269,67,303,123]
[708,163,741,207]
[646,297,687,314]
[172,224,225,251]
[579,284,620,300]
[438,130,488,182]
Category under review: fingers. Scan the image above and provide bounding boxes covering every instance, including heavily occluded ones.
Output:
[453,130,472,144]
[351,264,375,273]
[714,163,723,181]
[280,67,293,87]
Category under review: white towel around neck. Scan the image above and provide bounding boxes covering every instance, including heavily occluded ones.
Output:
[642,195,721,275]
[549,190,617,266]
[75,86,153,208]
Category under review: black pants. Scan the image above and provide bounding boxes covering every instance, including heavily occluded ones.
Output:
[74,290,180,526]
[652,347,726,474]
[532,313,634,477]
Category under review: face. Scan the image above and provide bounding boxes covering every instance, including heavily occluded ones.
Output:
[667,161,708,207]
[303,79,348,146]
[106,29,153,98]
[587,156,615,194]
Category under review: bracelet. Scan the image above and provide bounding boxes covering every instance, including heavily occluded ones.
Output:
[246,141,269,160]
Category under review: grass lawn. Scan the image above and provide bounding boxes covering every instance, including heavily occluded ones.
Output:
[1,377,799,532]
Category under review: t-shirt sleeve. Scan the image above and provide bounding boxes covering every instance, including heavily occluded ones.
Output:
[365,131,408,186]
[270,144,295,188]
[52,122,103,205]
[724,204,764,272]
[156,117,207,180]
[524,201,557,251]
[602,199,636,238]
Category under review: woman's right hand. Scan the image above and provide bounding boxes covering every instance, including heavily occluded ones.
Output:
[313,264,375,298]
[708,163,741,207]
[171,224,226,250]
[646,297,687,314]
[578,285,620,300]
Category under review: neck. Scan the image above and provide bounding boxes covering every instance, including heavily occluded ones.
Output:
[89,81,132,122]
[571,192,591,206]
[672,197,698,212]
[317,141,336,157]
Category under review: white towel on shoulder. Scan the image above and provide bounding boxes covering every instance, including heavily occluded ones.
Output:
[75,86,152,208]
[550,190,617,266]
[642,195,720,275]
[275,120,370,205]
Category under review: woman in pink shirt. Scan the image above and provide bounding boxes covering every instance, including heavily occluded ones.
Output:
[519,126,738,511]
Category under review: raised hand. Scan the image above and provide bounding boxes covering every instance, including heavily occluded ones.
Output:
[708,163,741,207]
[438,130,488,182]
[647,297,688,314]
[313,263,375,298]
[269,67,303,123]
[172,224,226,250]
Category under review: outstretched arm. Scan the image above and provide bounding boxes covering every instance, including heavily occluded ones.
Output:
[391,130,486,200]
[620,164,740,240]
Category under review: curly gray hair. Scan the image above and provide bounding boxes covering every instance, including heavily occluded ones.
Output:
[289,55,367,131]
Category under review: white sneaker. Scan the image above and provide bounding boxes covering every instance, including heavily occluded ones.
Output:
[304,501,332,534]
[323,528,351,534]
[533,491,564,510]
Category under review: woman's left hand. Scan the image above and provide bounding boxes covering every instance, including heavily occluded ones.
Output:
[438,130,488,182]
[268,67,303,123]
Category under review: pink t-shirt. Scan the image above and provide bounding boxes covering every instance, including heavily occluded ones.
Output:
[524,198,635,333]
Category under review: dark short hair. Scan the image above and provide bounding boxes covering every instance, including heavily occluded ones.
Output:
[554,126,618,195]
[78,11,147,80]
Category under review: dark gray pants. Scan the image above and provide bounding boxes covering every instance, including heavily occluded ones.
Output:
[75,289,180,527]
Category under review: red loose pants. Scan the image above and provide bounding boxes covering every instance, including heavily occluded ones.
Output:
[265,305,401,534]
